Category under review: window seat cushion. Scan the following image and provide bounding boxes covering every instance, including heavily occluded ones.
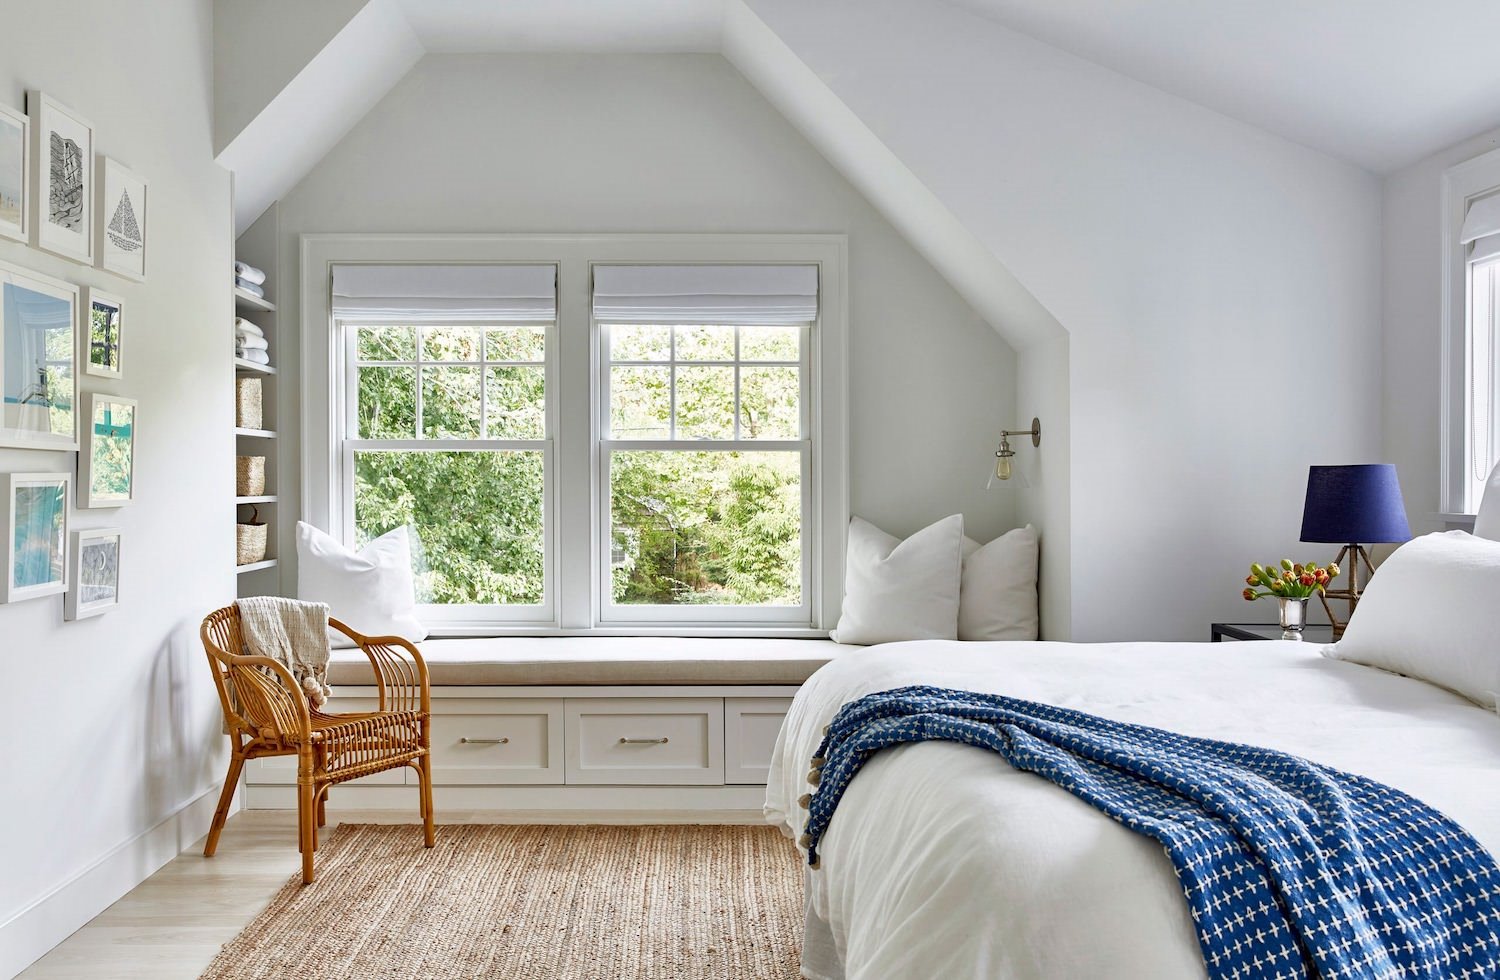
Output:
[326,635,844,687]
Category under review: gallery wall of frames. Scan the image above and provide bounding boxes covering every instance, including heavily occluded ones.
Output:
[0,90,147,619]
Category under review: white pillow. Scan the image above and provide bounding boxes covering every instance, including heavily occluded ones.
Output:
[959,524,1039,641]
[296,522,428,648]
[831,515,965,645]
[1474,462,1500,541]
[1325,531,1500,707]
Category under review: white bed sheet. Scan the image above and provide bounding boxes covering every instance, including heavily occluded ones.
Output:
[765,640,1500,980]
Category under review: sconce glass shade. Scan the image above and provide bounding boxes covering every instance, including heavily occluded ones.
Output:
[985,454,1030,490]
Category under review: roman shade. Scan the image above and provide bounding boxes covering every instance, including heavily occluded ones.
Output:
[1461,194,1500,264]
[592,265,818,325]
[332,264,557,322]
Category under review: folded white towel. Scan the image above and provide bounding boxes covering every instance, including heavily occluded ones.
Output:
[235,279,266,299]
[237,348,270,365]
[237,335,269,351]
[235,317,265,337]
[233,261,267,286]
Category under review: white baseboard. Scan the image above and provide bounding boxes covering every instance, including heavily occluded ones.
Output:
[0,785,225,980]
[244,782,768,813]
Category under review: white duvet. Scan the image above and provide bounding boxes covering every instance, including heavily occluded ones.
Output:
[765,640,1500,980]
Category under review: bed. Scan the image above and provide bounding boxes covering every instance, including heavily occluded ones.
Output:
[765,639,1500,979]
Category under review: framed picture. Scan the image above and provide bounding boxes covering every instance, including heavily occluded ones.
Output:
[0,260,78,450]
[79,392,135,508]
[82,287,123,378]
[97,157,146,281]
[27,92,93,264]
[0,103,27,244]
[66,527,121,620]
[0,472,70,604]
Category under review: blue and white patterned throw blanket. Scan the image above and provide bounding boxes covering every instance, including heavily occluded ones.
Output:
[799,685,1500,980]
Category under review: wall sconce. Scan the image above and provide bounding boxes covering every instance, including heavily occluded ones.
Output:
[986,418,1041,490]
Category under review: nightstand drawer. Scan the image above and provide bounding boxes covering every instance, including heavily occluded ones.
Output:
[564,698,724,785]
[428,699,564,785]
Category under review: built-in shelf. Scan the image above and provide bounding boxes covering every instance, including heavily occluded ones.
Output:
[236,559,279,574]
[234,427,277,439]
[233,286,276,313]
[235,495,278,505]
[234,357,276,375]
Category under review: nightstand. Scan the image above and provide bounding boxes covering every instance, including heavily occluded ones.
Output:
[1210,623,1335,643]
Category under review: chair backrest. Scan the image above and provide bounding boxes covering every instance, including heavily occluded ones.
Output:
[201,605,308,745]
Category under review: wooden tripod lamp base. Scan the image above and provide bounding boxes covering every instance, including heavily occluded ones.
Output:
[1315,544,1376,641]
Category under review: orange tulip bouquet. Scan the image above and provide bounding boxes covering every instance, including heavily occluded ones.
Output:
[1240,559,1340,637]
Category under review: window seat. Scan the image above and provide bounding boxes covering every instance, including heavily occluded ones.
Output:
[326,635,845,688]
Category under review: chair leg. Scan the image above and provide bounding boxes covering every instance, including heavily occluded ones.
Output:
[419,752,435,847]
[203,752,245,858]
[298,779,316,884]
[317,789,327,828]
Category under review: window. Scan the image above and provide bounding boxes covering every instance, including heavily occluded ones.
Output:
[309,237,847,635]
[1447,160,1500,516]
[334,264,557,625]
[1469,249,1500,510]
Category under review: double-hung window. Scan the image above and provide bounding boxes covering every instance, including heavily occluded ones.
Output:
[334,264,557,625]
[593,265,818,626]
[1462,194,1500,512]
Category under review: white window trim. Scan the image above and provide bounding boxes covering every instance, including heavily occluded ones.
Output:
[301,233,849,637]
[1441,147,1500,516]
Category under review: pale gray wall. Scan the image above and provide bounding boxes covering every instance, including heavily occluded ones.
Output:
[268,53,1021,592]
[0,1,231,972]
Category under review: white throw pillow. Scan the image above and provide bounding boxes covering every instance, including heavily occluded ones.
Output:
[831,515,966,645]
[959,525,1039,641]
[296,522,428,648]
[1325,531,1500,707]
[1474,462,1500,541]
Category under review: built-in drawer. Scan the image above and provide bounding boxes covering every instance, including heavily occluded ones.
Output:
[724,697,793,784]
[428,698,564,785]
[564,698,724,785]
[244,697,406,785]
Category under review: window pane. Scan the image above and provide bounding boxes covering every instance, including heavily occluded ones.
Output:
[486,326,546,362]
[675,325,735,360]
[610,325,670,361]
[740,326,799,361]
[422,324,481,362]
[486,366,545,439]
[355,450,544,604]
[675,366,734,439]
[610,451,801,606]
[610,366,671,439]
[357,325,417,362]
[422,366,481,438]
[357,366,417,438]
[740,367,800,439]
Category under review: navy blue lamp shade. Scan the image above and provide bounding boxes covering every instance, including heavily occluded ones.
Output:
[1298,465,1411,545]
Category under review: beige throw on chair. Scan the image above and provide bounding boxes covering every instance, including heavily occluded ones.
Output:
[236,597,333,707]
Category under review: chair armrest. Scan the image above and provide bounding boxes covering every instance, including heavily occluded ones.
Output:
[329,618,431,715]
[223,653,314,743]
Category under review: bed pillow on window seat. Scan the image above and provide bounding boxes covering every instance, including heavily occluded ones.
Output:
[296,522,428,648]
[1473,462,1500,541]
[831,515,965,645]
[1324,530,1500,708]
[960,524,1039,640]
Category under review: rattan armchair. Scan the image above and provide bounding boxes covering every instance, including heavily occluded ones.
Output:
[200,605,434,884]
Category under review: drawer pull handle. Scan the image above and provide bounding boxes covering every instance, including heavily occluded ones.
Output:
[619,737,670,745]
[459,737,510,744]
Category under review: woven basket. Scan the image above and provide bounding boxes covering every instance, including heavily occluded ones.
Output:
[235,377,263,429]
[236,456,266,496]
[236,510,268,565]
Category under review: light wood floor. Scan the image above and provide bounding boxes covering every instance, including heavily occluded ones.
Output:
[19,807,763,980]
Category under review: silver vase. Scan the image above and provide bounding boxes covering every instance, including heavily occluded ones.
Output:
[1277,596,1309,639]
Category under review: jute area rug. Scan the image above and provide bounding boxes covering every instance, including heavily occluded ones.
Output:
[200,824,803,980]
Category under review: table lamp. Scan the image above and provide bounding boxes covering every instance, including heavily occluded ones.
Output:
[1299,464,1411,639]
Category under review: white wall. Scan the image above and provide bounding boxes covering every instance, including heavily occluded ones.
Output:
[1383,124,1500,533]
[0,2,231,975]
[743,0,1385,640]
[266,53,1022,600]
